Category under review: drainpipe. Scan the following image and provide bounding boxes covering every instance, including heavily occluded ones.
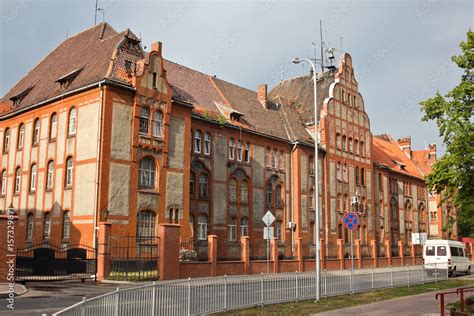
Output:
[290,142,299,254]
[93,82,104,248]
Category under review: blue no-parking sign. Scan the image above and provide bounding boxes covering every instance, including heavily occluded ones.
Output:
[343,212,359,230]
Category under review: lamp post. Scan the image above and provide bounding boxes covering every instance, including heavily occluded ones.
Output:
[292,57,320,302]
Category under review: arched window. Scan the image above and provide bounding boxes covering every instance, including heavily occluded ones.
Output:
[46,161,54,190]
[228,217,237,241]
[49,113,57,140]
[194,131,202,153]
[153,111,163,138]
[68,107,77,136]
[244,143,250,163]
[240,179,249,204]
[343,163,347,182]
[265,183,273,207]
[229,178,237,203]
[336,162,341,181]
[199,173,209,198]
[355,167,359,185]
[275,184,283,208]
[14,167,21,193]
[30,164,37,192]
[240,217,249,237]
[18,123,25,149]
[65,157,74,187]
[354,139,359,155]
[197,215,208,240]
[359,141,364,157]
[228,138,235,160]
[139,157,156,188]
[342,135,347,151]
[237,141,243,161]
[189,172,195,198]
[204,132,211,155]
[360,168,365,186]
[140,107,150,134]
[33,119,40,145]
[26,213,34,240]
[137,210,156,239]
[43,212,51,240]
[1,170,6,195]
[336,133,340,149]
[62,211,71,240]
[3,128,10,152]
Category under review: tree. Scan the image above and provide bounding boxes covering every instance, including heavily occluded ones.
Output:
[420,30,474,236]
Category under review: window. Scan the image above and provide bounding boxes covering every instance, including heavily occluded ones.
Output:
[153,111,164,138]
[47,161,54,190]
[309,189,314,209]
[65,157,74,187]
[310,221,315,243]
[139,107,150,134]
[338,223,343,239]
[241,179,249,204]
[354,140,358,155]
[450,247,460,257]
[348,138,353,153]
[275,220,282,240]
[137,210,156,239]
[275,185,283,208]
[190,172,195,197]
[279,151,285,170]
[50,113,57,140]
[337,193,342,212]
[378,173,383,190]
[68,107,77,136]
[229,138,235,160]
[336,133,340,149]
[355,167,359,185]
[437,246,447,256]
[425,246,435,256]
[152,72,157,88]
[237,141,243,161]
[139,157,156,188]
[197,215,207,240]
[3,128,10,152]
[228,218,237,241]
[240,217,248,237]
[265,147,271,168]
[30,164,37,192]
[336,162,341,181]
[361,168,365,186]
[343,163,347,182]
[342,135,346,151]
[168,208,179,224]
[229,178,237,203]
[14,167,21,193]
[343,194,348,212]
[199,173,209,198]
[204,132,211,155]
[244,143,250,163]
[26,213,34,240]
[194,131,202,153]
[1,170,6,195]
[43,212,51,240]
[271,149,278,169]
[309,156,315,176]
[18,124,25,149]
[62,211,71,239]
[359,141,364,157]
[265,184,273,206]
[33,119,40,145]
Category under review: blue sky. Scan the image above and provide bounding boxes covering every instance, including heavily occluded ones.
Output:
[1,0,472,154]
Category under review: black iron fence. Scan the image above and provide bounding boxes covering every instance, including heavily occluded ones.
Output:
[16,242,96,282]
[107,235,159,281]
[250,240,267,260]
[180,238,209,262]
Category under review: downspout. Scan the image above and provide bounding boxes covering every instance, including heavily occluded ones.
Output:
[290,141,299,254]
[93,82,104,248]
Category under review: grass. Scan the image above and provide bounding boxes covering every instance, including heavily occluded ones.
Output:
[217,279,474,315]
[108,270,158,281]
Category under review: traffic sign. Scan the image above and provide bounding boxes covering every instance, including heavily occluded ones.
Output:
[343,212,359,230]
[262,211,275,227]
[263,227,274,240]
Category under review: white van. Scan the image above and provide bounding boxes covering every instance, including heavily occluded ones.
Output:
[423,239,471,277]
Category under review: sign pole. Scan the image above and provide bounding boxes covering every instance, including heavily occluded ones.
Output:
[266,234,269,274]
[262,211,275,275]
[351,229,354,294]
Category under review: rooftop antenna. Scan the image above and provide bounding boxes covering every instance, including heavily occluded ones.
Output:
[325,46,338,70]
[94,0,105,25]
[310,20,325,73]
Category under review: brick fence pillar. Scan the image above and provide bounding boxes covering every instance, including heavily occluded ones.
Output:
[97,221,111,282]
[385,240,392,266]
[398,240,405,266]
[337,239,344,270]
[240,236,250,275]
[158,224,181,280]
[0,213,18,283]
[355,239,362,269]
[371,240,378,268]
[208,235,218,277]
[320,238,325,271]
[296,238,303,272]
[271,238,279,273]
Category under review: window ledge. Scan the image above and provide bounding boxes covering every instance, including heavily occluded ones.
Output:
[45,188,53,193]
[138,189,159,195]
[64,186,72,190]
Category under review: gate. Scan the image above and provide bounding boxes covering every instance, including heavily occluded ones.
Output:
[16,242,96,282]
[108,235,159,281]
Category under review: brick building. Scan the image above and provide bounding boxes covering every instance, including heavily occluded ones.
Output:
[0,23,455,259]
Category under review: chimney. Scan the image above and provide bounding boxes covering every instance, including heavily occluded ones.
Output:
[151,41,162,55]
[257,84,267,108]
[397,136,412,158]
[428,143,437,163]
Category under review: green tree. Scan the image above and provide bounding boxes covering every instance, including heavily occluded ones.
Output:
[420,30,474,237]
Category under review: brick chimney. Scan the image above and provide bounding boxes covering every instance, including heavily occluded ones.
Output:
[257,84,267,108]
[397,136,412,158]
[428,143,437,164]
[151,41,162,55]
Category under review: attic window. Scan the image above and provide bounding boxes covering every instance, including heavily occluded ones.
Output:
[10,87,33,107]
[125,60,133,75]
[56,67,83,90]
[230,112,243,122]
[400,164,406,171]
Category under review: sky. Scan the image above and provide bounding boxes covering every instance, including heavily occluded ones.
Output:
[1,0,472,154]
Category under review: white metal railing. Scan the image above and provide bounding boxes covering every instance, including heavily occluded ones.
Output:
[52,264,447,316]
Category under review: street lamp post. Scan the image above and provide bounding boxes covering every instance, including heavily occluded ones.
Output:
[292,57,320,302]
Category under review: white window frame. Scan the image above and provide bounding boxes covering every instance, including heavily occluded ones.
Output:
[240,218,248,237]
[197,215,208,240]
[244,143,250,163]
[62,211,71,240]
[153,111,164,138]
[43,212,51,240]
[204,132,211,155]
[139,107,150,135]
[18,124,25,149]
[194,131,202,154]
[229,139,235,160]
[33,119,40,144]
[50,114,57,140]
[47,161,54,190]
[1,170,6,195]
[65,158,74,187]
[3,129,10,152]
[68,107,77,136]
[15,168,21,193]
[228,218,237,241]
[139,157,156,188]
[237,141,243,161]
[30,164,37,192]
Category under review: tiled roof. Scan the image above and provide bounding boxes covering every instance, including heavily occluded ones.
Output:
[412,149,433,176]
[372,134,424,179]
[0,23,127,116]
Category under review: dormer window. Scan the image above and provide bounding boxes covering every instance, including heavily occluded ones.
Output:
[56,67,83,91]
[230,112,243,122]
[125,60,133,75]
[10,87,33,107]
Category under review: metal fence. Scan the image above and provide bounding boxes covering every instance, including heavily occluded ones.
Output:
[53,264,447,316]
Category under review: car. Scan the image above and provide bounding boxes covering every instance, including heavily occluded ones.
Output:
[423,239,471,277]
